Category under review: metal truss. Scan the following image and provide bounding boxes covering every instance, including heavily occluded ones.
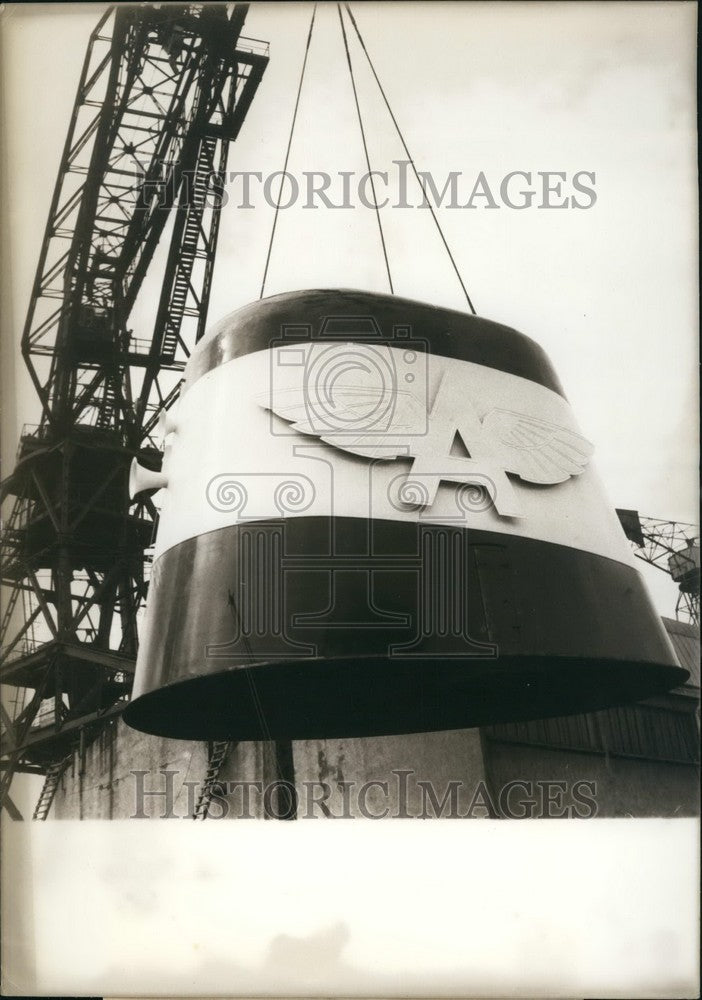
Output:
[0,3,268,816]
[617,510,700,626]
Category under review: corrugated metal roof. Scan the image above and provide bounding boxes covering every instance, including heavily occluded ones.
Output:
[662,616,700,687]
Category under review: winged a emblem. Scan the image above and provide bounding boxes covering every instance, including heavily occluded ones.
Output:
[258,384,428,459]
[258,357,593,517]
[480,408,594,484]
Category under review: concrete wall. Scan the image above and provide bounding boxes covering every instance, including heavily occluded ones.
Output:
[52,723,488,819]
[51,720,699,819]
[53,720,207,820]
[290,730,487,819]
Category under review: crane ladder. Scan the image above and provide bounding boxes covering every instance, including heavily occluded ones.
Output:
[193,740,233,819]
[32,755,73,820]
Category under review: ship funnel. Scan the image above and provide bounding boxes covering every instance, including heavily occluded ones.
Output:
[123,289,686,742]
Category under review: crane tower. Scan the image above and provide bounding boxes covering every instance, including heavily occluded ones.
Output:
[0,2,268,817]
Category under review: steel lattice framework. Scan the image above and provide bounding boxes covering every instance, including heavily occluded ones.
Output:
[0,2,268,817]
[617,510,700,625]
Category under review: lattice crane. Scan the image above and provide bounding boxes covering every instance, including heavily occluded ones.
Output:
[0,3,268,817]
[617,510,700,626]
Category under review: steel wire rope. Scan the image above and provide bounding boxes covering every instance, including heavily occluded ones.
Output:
[343,3,476,313]
[336,3,393,293]
[259,4,318,298]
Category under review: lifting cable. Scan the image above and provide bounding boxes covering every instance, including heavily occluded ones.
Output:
[336,3,394,294]
[343,3,476,314]
[259,4,318,299]
[260,3,475,313]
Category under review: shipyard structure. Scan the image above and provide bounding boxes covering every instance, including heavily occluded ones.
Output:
[1,4,699,822]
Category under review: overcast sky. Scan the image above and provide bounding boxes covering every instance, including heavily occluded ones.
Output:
[1,1,698,617]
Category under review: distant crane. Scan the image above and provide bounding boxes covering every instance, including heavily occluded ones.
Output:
[617,510,700,626]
